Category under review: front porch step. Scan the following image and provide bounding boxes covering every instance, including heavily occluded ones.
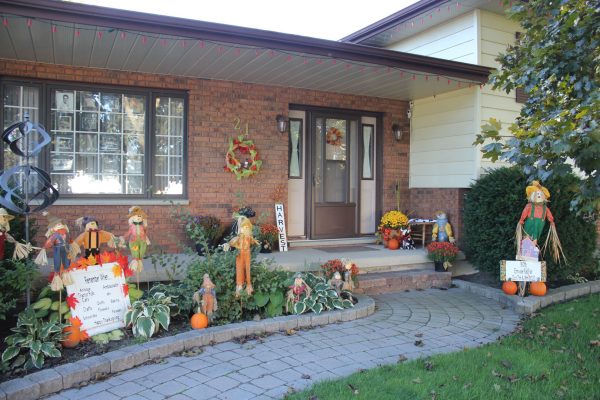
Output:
[288,237,376,248]
[355,270,452,295]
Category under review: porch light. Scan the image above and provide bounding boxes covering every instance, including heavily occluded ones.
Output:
[392,123,403,142]
[276,114,288,134]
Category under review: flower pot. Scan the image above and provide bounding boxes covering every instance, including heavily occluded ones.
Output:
[434,261,445,272]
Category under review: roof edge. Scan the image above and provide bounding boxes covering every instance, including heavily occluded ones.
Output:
[0,0,491,82]
[341,0,446,43]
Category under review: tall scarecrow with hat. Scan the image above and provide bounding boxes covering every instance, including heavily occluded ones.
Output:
[226,215,259,296]
[0,208,32,260]
[122,206,150,283]
[73,216,116,258]
[516,180,565,263]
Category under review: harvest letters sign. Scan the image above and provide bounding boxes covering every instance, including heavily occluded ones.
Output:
[65,262,131,336]
[275,203,288,252]
[500,260,547,282]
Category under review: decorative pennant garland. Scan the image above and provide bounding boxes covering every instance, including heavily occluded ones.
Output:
[224,135,262,180]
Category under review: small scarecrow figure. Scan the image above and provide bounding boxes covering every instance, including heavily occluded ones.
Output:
[122,206,150,277]
[73,216,116,258]
[226,216,259,296]
[432,210,455,243]
[342,262,356,292]
[192,273,218,322]
[328,271,344,296]
[517,181,564,262]
[286,272,311,313]
[0,208,32,260]
[43,217,74,290]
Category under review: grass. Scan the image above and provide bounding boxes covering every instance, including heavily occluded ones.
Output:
[286,293,600,400]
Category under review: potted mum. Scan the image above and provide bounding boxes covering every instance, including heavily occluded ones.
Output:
[257,223,279,253]
[426,241,459,271]
[377,210,410,248]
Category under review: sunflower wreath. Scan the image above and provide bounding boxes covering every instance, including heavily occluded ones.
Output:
[224,135,262,180]
[325,127,343,146]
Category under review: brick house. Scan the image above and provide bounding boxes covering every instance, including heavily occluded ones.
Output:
[0,0,491,251]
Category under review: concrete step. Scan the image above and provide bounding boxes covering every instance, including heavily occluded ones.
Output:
[288,237,376,248]
[355,269,452,295]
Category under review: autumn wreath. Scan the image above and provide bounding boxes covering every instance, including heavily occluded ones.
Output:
[224,135,262,180]
[325,127,343,146]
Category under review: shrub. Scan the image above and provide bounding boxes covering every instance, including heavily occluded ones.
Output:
[0,259,38,320]
[463,167,597,281]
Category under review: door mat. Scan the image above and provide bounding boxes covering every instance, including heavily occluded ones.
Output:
[316,245,379,253]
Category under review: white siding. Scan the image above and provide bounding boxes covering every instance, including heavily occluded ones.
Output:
[387,11,477,64]
[410,87,479,188]
[478,10,521,173]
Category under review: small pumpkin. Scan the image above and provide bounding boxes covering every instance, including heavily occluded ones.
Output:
[190,312,209,330]
[529,281,547,296]
[502,281,518,295]
[387,238,400,250]
[61,325,81,348]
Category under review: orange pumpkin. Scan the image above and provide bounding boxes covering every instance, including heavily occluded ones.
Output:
[61,325,81,348]
[191,312,209,330]
[502,281,518,295]
[387,238,400,250]
[529,281,547,296]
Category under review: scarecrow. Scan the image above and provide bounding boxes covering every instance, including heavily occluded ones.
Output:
[192,273,218,321]
[42,217,74,290]
[431,210,455,243]
[342,262,356,292]
[286,272,311,313]
[225,215,259,296]
[122,206,150,281]
[328,271,344,296]
[73,216,116,258]
[0,208,31,260]
[516,181,564,263]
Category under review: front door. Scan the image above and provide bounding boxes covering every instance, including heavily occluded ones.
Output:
[310,114,359,239]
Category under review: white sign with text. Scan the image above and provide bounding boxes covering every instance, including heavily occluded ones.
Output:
[275,203,288,252]
[501,260,546,282]
[65,262,131,336]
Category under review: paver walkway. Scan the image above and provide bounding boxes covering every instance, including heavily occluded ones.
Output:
[44,288,520,400]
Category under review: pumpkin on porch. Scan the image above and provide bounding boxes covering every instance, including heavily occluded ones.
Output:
[387,238,400,250]
[502,281,518,295]
[529,282,547,296]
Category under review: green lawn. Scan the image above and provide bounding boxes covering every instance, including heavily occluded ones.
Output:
[287,293,600,400]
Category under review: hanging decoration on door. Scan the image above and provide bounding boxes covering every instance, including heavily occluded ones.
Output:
[325,127,343,146]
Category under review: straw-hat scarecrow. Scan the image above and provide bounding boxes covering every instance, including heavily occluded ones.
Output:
[122,206,150,276]
[192,273,218,322]
[517,181,564,262]
[226,215,259,296]
[73,216,116,258]
[42,216,74,290]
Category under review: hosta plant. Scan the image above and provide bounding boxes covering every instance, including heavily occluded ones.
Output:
[1,307,65,371]
[288,273,354,315]
[124,292,176,339]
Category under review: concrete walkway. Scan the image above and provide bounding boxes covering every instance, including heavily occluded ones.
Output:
[44,287,519,400]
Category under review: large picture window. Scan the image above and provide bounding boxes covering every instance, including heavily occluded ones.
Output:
[1,80,186,198]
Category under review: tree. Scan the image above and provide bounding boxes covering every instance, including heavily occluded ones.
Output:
[474,0,599,216]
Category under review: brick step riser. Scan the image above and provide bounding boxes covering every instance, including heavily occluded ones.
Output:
[355,272,451,295]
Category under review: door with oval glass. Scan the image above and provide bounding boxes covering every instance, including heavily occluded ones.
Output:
[310,114,359,238]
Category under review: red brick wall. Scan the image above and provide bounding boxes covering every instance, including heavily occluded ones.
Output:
[408,188,468,245]
[1,60,409,252]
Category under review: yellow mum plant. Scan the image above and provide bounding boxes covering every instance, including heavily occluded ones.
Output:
[379,210,409,230]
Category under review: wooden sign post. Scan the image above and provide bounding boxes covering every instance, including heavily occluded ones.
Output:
[275,203,288,252]
[65,262,131,336]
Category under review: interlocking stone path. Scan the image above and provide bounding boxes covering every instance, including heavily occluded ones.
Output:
[44,288,520,400]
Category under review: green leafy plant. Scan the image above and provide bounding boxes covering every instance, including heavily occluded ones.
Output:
[1,307,65,371]
[0,259,39,320]
[149,282,195,318]
[124,292,176,339]
[288,273,354,315]
[149,246,184,283]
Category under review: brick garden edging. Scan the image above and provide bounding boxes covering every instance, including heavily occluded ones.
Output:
[0,295,375,400]
[453,279,600,315]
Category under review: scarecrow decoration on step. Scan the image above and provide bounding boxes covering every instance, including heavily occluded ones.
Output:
[41,217,75,291]
[193,273,218,322]
[73,216,116,258]
[0,208,32,260]
[516,181,565,263]
[431,210,455,243]
[225,215,259,296]
[121,206,150,283]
